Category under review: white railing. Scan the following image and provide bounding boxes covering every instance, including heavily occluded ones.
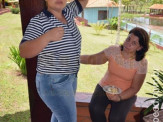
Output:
[121,21,163,47]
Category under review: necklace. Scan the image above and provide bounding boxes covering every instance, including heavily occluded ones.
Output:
[121,51,135,60]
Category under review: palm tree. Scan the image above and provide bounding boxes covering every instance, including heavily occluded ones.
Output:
[115,0,122,44]
[107,1,118,34]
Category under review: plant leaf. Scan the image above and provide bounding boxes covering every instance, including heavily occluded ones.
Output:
[146,93,158,97]
[143,104,154,115]
[144,98,156,102]
[146,82,155,86]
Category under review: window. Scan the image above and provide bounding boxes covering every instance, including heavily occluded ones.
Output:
[98,10,107,20]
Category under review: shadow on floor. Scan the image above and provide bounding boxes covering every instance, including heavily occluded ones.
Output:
[0,110,31,122]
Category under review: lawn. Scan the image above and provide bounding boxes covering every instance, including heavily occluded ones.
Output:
[0,13,30,121]
[0,13,163,122]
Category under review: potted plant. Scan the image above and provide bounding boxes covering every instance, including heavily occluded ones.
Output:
[143,69,163,121]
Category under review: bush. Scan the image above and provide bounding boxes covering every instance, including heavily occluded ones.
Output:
[9,46,27,76]
[108,17,118,30]
[10,7,20,14]
[90,22,108,35]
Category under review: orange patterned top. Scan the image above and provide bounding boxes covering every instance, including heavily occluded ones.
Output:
[99,45,148,92]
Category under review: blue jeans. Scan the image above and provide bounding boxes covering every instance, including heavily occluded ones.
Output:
[36,72,77,122]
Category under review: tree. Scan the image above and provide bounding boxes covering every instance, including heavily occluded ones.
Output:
[152,0,163,4]
[116,0,122,44]
[138,0,146,13]
[112,0,119,3]
[122,0,131,12]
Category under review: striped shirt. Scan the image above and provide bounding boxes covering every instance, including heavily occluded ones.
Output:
[21,0,83,74]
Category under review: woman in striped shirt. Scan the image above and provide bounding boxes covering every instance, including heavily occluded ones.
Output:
[19,0,88,121]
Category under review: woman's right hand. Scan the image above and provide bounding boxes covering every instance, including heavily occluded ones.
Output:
[106,93,121,102]
[19,27,64,58]
[106,92,115,100]
[46,27,64,42]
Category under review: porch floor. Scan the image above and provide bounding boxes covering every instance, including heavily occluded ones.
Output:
[76,92,152,122]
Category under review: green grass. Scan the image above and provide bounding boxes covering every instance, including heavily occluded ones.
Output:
[0,13,30,121]
[0,13,163,121]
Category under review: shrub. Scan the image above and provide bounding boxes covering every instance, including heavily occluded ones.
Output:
[10,7,20,14]
[9,46,27,76]
[108,17,118,30]
[143,69,163,115]
[90,22,108,35]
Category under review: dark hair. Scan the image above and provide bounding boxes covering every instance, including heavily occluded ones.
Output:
[121,27,149,61]
[44,1,47,9]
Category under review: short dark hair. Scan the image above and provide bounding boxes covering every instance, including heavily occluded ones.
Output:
[121,27,149,61]
[44,1,47,9]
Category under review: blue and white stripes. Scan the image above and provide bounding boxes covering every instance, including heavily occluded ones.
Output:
[21,0,83,74]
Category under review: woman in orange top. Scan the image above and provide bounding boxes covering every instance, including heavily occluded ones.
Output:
[80,27,149,122]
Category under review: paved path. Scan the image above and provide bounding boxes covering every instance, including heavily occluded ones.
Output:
[0,8,10,15]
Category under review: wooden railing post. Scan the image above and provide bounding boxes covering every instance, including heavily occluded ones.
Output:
[19,0,51,121]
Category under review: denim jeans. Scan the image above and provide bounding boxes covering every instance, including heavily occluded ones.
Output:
[36,72,77,122]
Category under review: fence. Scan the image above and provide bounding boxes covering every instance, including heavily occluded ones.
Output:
[121,21,163,47]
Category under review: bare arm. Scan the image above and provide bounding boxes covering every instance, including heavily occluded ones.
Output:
[108,73,146,102]
[19,27,64,58]
[80,51,108,65]
[78,0,88,9]
[19,33,49,58]
[120,74,146,99]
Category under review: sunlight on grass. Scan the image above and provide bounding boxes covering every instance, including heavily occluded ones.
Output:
[0,13,30,122]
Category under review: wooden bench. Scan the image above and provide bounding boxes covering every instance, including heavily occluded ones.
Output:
[75,92,152,122]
